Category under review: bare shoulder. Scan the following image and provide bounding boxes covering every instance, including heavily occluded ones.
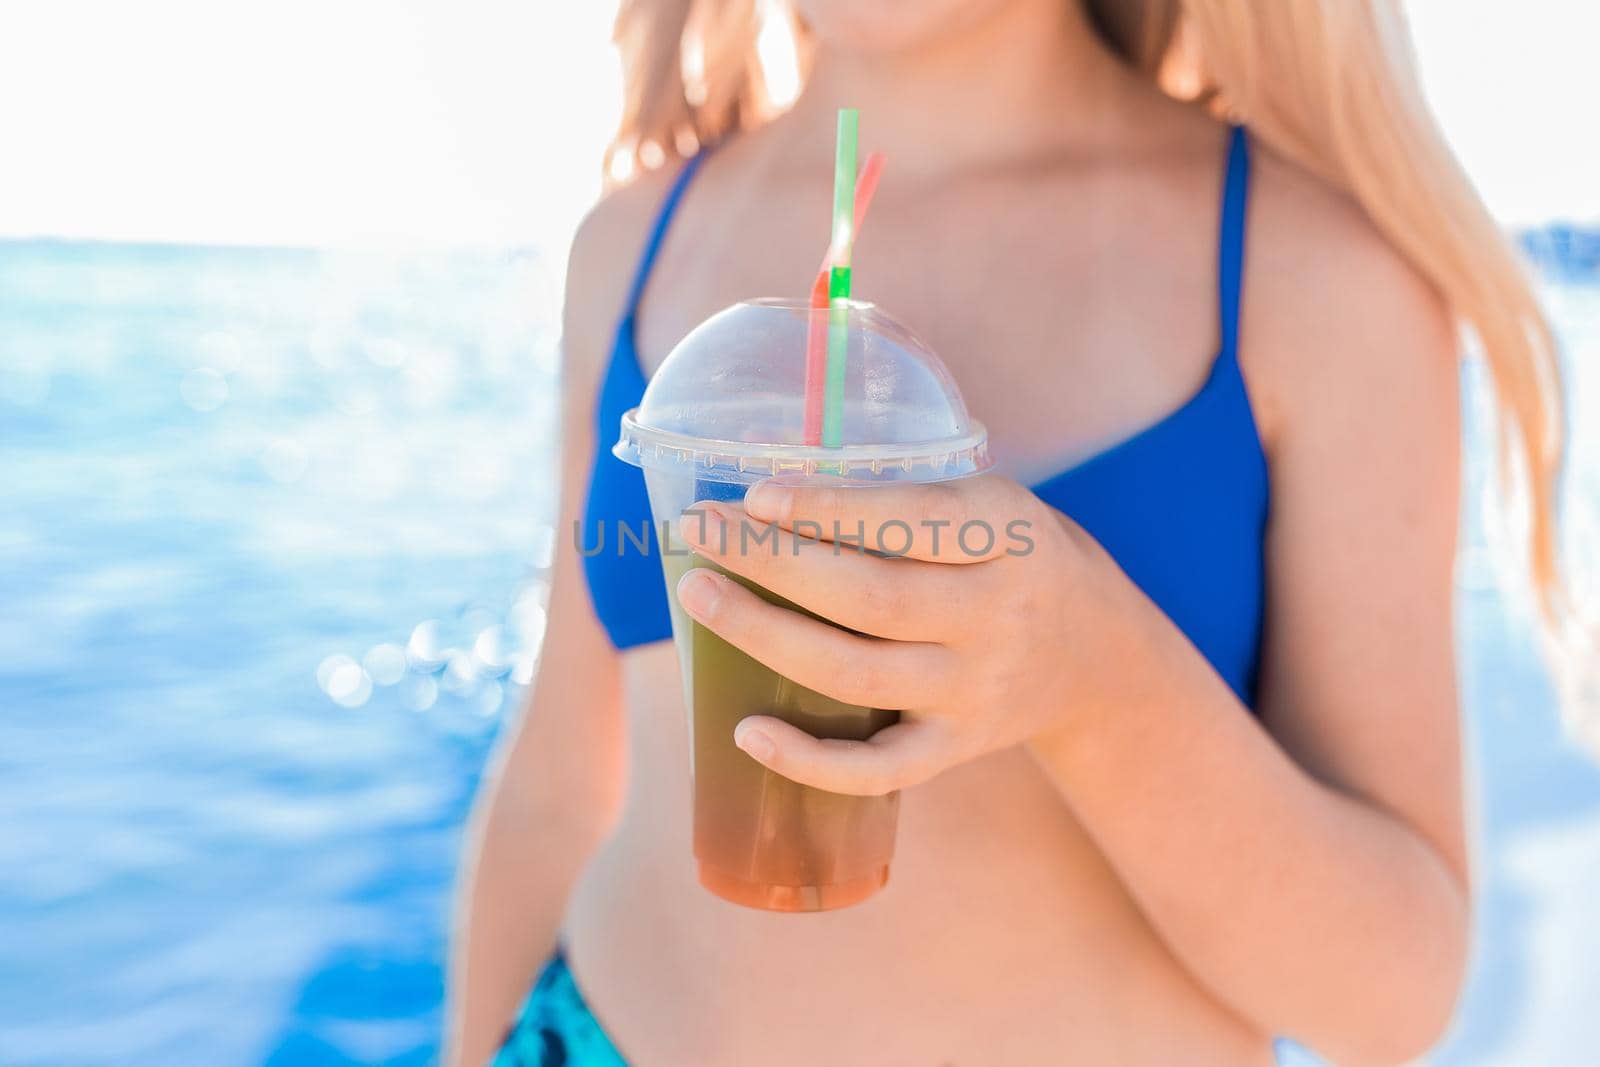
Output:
[1239,139,1458,450]
[561,164,685,386]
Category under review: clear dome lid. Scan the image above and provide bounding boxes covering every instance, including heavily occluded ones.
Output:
[614,299,991,484]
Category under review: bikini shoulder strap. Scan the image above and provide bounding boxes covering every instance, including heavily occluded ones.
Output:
[1217,125,1252,362]
[620,152,710,322]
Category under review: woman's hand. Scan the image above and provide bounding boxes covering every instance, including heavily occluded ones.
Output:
[672,474,1163,795]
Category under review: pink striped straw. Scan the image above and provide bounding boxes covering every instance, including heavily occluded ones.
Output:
[803,151,885,446]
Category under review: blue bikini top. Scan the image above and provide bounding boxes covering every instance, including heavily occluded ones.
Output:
[582,126,1268,705]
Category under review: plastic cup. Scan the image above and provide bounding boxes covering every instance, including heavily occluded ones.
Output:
[614,298,990,911]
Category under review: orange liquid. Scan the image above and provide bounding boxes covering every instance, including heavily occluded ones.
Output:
[662,551,900,911]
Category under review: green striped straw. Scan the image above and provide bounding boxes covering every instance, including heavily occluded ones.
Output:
[822,108,858,448]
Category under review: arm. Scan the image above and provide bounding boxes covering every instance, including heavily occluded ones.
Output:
[1027,225,1468,1060]
[445,213,630,1067]
[1024,195,1468,1064]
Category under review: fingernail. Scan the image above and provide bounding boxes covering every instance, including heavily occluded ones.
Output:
[676,568,722,617]
[745,482,788,522]
[735,723,776,762]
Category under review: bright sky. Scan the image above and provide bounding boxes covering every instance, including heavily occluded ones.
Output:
[0,0,1595,248]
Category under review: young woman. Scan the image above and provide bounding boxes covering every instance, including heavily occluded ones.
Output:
[449,1,1563,1064]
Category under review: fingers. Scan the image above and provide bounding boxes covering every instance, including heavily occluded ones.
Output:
[742,473,1038,564]
[676,503,973,642]
[676,567,952,708]
[732,715,954,796]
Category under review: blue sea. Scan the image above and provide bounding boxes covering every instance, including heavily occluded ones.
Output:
[2,237,1598,1066]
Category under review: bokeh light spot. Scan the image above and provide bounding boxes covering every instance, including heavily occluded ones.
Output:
[406,620,445,671]
[317,653,371,708]
[363,642,408,686]
[399,673,438,713]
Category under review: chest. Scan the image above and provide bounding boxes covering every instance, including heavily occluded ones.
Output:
[631,169,1223,485]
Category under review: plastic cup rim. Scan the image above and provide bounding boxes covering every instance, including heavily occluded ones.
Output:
[616,408,992,482]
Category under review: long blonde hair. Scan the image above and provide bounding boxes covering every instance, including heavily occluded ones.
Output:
[606,0,1565,617]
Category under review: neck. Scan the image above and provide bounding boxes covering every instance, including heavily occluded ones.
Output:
[777,0,1126,178]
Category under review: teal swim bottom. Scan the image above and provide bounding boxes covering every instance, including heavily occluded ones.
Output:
[492,951,628,1067]
[491,951,1317,1065]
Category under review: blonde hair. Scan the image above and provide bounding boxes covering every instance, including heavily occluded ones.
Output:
[607,0,1566,617]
